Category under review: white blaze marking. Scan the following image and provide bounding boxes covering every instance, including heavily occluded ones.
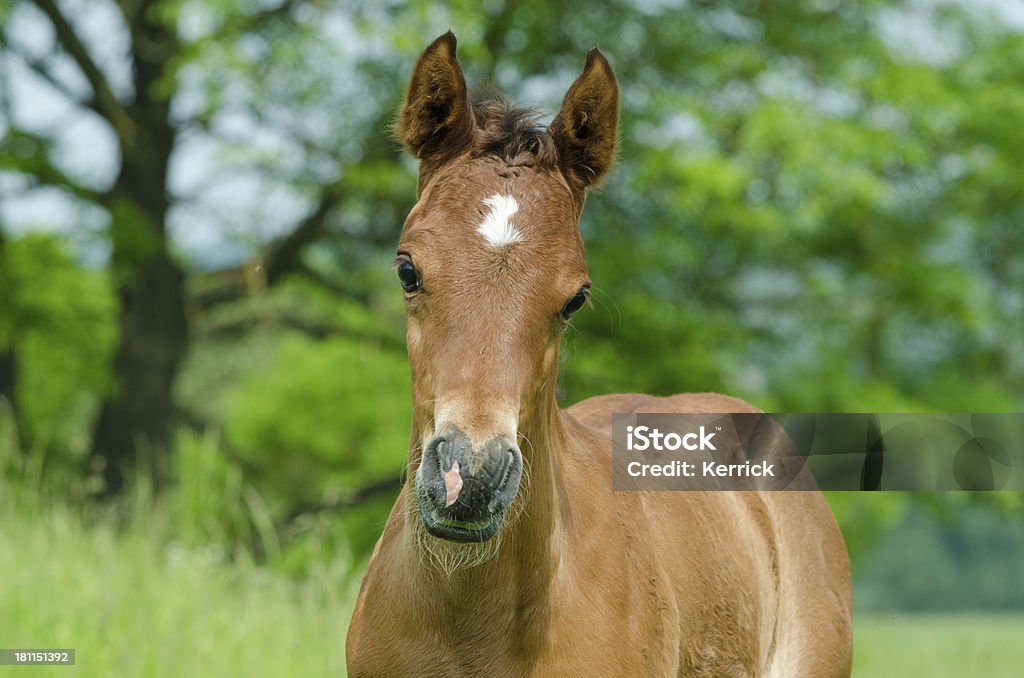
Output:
[477,194,522,247]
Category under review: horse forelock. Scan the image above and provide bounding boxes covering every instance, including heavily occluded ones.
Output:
[470,95,559,170]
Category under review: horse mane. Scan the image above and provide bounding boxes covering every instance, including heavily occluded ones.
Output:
[470,94,559,169]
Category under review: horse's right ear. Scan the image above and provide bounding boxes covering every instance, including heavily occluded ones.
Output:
[396,31,475,166]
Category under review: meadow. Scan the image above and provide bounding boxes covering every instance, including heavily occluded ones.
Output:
[853,614,1024,678]
[3,492,1022,677]
[0,495,353,677]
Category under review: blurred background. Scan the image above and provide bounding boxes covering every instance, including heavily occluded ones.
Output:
[1,0,1023,675]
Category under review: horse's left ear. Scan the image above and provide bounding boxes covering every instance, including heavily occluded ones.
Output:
[549,48,619,188]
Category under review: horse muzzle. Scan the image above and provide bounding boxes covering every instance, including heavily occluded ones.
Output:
[415,426,523,542]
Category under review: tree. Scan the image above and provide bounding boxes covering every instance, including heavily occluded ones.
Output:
[0,0,412,494]
[2,0,185,493]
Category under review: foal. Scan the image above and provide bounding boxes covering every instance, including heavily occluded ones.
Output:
[347,32,852,677]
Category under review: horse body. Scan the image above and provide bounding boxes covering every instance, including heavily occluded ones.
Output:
[349,393,851,677]
[347,32,851,677]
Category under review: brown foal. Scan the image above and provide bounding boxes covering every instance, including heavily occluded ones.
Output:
[346,32,852,677]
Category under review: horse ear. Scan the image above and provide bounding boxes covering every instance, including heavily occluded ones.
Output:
[549,48,619,188]
[396,31,475,163]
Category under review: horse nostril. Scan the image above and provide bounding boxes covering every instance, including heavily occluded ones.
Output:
[500,450,515,487]
[435,439,447,471]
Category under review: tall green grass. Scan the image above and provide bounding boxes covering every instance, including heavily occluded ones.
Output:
[6,502,1024,677]
[0,493,354,677]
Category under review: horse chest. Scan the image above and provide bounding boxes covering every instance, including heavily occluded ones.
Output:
[348,574,676,677]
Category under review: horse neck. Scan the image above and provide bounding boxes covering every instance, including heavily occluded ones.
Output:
[509,375,568,562]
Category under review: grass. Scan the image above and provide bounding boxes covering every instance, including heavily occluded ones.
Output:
[0,498,354,677]
[3,492,1024,677]
[853,613,1024,678]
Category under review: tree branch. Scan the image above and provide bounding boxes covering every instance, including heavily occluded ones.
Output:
[194,308,404,353]
[281,474,403,526]
[175,405,403,529]
[188,183,344,311]
[2,41,100,115]
[0,127,107,204]
[264,183,342,285]
[293,260,369,304]
[30,0,135,145]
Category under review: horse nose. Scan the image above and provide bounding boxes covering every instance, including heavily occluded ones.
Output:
[417,427,521,523]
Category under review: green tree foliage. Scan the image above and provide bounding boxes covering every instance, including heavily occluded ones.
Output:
[0,234,116,472]
[552,4,1024,416]
[224,333,408,505]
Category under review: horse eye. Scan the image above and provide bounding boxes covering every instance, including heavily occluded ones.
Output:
[561,288,589,320]
[397,259,421,293]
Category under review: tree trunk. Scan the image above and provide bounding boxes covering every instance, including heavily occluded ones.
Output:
[0,345,18,447]
[88,4,185,497]
[90,246,187,495]
[0,228,23,450]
